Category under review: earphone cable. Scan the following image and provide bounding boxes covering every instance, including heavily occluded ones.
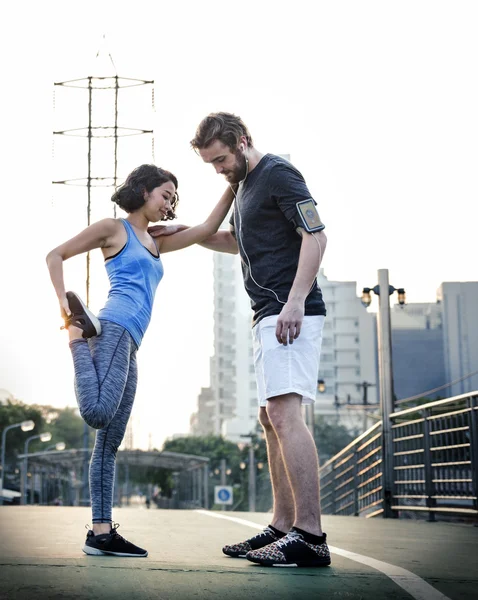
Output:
[228,158,323,305]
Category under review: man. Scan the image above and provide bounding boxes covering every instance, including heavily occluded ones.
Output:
[154,112,330,568]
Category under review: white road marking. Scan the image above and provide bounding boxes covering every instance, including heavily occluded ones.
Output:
[195,510,452,600]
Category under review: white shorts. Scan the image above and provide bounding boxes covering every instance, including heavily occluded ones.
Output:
[252,314,325,407]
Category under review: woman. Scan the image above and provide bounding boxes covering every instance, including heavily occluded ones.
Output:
[46,164,234,557]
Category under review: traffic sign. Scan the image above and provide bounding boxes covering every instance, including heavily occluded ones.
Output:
[214,485,233,505]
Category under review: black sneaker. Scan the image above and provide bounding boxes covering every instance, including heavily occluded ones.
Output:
[245,528,331,567]
[82,524,148,557]
[62,291,101,339]
[222,525,285,558]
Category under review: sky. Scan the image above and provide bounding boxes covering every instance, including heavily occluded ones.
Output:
[1,1,477,450]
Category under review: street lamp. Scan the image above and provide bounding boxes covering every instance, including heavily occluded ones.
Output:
[317,379,326,394]
[22,432,52,505]
[361,285,406,309]
[46,442,66,452]
[361,268,405,518]
[0,420,35,506]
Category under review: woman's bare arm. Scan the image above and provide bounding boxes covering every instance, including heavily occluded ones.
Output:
[46,218,118,316]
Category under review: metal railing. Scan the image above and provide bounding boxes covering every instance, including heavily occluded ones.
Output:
[319,391,478,520]
[320,422,384,518]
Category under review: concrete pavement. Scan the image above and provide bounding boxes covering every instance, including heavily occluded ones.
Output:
[0,506,477,600]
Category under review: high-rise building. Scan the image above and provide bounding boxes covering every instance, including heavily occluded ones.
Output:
[194,251,257,442]
[437,282,478,396]
[211,252,238,434]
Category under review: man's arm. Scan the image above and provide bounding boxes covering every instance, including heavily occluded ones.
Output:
[199,227,238,254]
[275,229,327,345]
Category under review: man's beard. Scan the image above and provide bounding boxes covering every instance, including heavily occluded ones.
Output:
[226,150,248,183]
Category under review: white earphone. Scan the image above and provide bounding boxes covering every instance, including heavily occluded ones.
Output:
[229,153,324,305]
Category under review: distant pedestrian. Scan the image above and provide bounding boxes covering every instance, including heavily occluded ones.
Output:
[47,164,234,557]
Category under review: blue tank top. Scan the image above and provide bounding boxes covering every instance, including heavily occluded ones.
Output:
[98,219,164,348]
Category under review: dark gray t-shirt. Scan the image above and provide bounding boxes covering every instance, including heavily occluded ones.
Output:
[230,154,326,325]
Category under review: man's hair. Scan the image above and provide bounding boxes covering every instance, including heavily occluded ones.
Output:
[190,112,253,152]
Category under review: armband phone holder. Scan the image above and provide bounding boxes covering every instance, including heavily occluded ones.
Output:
[295,199,325,233]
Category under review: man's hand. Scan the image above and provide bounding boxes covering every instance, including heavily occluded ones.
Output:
[275,299,305,345]
[148,224,188,237]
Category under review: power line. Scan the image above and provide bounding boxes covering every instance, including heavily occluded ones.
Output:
[395,368,478,405]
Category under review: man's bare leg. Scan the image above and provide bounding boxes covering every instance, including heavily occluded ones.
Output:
[266,393,323,537]
[259,407,294,533]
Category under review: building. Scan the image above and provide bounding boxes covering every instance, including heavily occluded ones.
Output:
[192,251,257,442]
[390,284,478,402]
[438,282,478,397]
[316,270,378,433]
[391,302,442,330]
[190,385,215,436]
[121,418,134,450]
[390,302,446,402]
[210,251,237,434]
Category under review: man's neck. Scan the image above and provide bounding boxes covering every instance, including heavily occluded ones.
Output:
[246,148,265,172]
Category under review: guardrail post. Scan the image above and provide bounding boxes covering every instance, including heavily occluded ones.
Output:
[203,464,209,509]
[422,408,436,522]
[468,394,478,519]
[331,463,337,515]
[353,450,359,516]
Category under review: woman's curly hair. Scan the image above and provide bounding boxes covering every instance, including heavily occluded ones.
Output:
[111,164,179,220]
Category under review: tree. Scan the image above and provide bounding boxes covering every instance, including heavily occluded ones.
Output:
[314,416,356,463]
[126,465,173,498]
[163,435,269,511]
[0,399,88,463]
[0,400,46,463]
[34,405,86,450]
[163,435,244,481]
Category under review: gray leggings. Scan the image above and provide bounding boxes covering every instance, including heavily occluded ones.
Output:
[69,320,137,524]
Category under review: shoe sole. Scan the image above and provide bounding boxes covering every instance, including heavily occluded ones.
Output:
[223,551,247,558]
[82,545,147,557]
[66,291,102,338]
[247,556,331,568]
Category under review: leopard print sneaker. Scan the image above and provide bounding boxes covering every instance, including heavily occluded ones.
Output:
[245,528,331,567]
[222,525,285,558]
